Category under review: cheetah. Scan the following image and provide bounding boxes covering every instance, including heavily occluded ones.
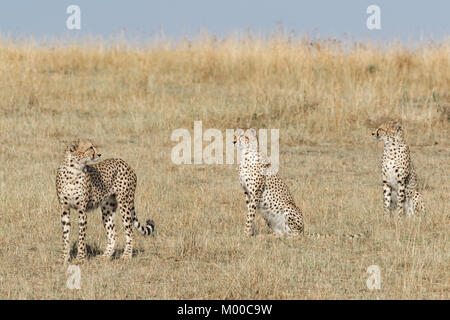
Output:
[233,128,363,239]
[372,120,425,216]
[56,139,155,263]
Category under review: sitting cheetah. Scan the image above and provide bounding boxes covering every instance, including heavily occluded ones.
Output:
[233,129,363,239]
[372,120,425,216]
[233,128,304,236]
[56,139,155,263]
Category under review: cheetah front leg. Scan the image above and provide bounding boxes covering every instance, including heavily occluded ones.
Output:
[382,180,393,216]
[245,184,264,237]
[101,198,117,259]
[243,190,255,236]
[75,207,88,262]
[396,180,406,217]
[245,197,257,236]
[60,206,71,264]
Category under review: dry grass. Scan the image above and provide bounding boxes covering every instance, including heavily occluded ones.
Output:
[0,34,448,299]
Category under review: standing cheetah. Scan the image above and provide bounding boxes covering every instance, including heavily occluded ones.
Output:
[372,120,425,216]
[56,139,155,263]
[233,129,364,239]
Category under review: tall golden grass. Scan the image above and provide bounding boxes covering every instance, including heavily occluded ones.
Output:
[0,34,448,299]
[1,34,448,142]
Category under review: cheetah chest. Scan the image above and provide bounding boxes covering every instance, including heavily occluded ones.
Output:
[238,165,256,193]
[382,162,401,208]
[59,171,99,210]
[257,190,292,236]
[384,164,399,191]
[60,180,86,207]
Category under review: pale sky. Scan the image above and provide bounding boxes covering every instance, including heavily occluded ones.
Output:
[0,0,448,43]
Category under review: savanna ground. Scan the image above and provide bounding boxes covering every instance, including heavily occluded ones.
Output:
[0,34,448,299]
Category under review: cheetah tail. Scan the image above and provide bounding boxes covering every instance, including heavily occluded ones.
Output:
[304,231,332,239]
[343,233,365,240]
[133,215,155,236]
[305,231,365,240]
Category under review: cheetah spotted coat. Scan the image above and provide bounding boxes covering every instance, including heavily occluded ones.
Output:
[372,120,425,216]
[233,129,304,236]
[56,139,155,263]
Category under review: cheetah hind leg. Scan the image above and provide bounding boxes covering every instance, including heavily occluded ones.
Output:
[416,192,426,214]
[119,201,134,260]
[101,197,117,259]
[285,205,305,237]
[407,191,425,216]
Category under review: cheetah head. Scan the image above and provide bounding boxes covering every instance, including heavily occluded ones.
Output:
[66,139,101,165]
[233,128,258,150]
[372,120,403,142]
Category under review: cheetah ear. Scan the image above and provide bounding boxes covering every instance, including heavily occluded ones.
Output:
[247,128,257,137]
[235,128,244,136]
[394,122,402,132]
[68,139,80,152]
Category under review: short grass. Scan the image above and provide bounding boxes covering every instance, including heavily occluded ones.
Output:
[0,34,448,299]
